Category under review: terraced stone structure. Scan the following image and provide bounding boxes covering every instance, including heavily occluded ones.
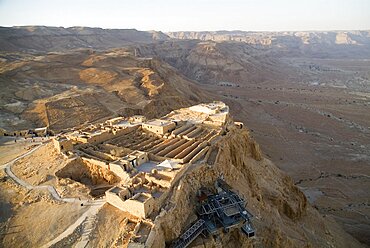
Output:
[52,101,237,247]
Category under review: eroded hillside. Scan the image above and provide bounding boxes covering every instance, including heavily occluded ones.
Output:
[0,49,207,131]
[167,30,370,58]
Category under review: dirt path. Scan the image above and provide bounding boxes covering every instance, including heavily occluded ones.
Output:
[41,199,105,248]
[2,143,82,203]
[1,142,106,247]
[0,142,43,170]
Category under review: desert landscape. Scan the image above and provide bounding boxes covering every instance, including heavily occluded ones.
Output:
[140,31,370,244]
[0,26,369,247]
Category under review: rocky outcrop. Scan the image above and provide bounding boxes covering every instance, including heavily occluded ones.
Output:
[145,127,363,247]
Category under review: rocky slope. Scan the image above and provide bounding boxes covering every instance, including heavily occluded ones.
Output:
[0,48,207,132]
[146,126,364,247]
[139,31,370,87]
[138,40,301,85]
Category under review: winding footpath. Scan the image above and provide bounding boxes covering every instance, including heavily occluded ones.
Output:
[1,142,105,248]
[41,199,105,248]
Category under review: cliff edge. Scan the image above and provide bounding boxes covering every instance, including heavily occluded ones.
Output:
[147,126,364,247]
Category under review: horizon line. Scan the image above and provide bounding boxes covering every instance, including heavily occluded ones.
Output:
[1,25,370,33]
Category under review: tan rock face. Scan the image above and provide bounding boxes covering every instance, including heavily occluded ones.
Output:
[55,158,119,197]
[147,127,362,248]
[250,140,262,161]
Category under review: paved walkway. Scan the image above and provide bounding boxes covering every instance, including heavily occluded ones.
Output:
[1,142,106,248]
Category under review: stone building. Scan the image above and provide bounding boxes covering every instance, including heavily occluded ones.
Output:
[106,186,155,218]
[53,136,73,153]
[142,119,176,135]
[130,115,146,123]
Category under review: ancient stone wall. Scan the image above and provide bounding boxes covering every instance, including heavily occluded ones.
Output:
[106,192,155,218]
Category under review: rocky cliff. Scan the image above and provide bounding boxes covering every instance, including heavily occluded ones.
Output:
[167,30,370,47]
[145,126,364,247]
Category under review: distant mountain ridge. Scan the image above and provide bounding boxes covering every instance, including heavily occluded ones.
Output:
[1,26,370,54]
[0,26,170,52]
[167,30,370,46]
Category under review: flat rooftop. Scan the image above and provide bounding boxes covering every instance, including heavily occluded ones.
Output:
[114,120,137,128]
[130,150,146,156]
[144,119,173,127]
[108,186,125,195]
[136,160,178,173]
[189,102,228,115]
[135,193,151,203]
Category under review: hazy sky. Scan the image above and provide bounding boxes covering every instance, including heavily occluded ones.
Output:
[0,0,369,31]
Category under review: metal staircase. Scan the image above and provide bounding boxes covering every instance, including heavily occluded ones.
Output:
[173,219,205,248]
[171,179,256,248]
